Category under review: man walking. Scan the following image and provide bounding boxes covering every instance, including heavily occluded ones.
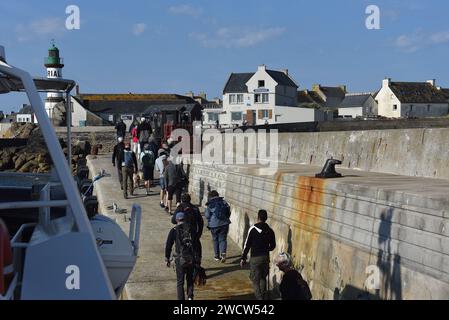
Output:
[240,209,276,300]
[165,212,197,300]
[112,137,125,189]
[140,144,155,195]
[137,117,152,152]
[172,193,204,265]
[115,119,126,139]
[121,142,138,199]
[155,153,168,209]
[164,157,184,214]
[204,190,231,263]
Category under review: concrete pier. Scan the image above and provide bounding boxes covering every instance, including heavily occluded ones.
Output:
[188,162,449,300]
[86,155,253,300]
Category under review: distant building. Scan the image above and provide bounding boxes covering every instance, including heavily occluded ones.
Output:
[222,65,327,126]
[311,84,347,108]
[16,104,37,123]
[375,79,448,118]
[44,42,65,121]
[338,93,378,119]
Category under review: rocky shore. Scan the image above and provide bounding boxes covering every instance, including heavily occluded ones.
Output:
[0,123,91,174]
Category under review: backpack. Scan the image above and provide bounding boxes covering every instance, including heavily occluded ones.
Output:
[141,150,154,167]
[123,150,134,168]
[212,200,231,221]
[175,164,187,184]
[176,223,195,268]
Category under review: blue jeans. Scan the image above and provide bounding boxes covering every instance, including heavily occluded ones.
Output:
[210,224,229,258]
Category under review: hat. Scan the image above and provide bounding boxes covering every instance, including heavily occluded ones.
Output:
[176,212,185,221]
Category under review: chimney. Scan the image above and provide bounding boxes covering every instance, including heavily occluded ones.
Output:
[258,64,267,72]
[312,84,320,92]
[282,69,289,76]
[198,91,207,100]
[0,46,5,62]
[75,85,80,96]
[382,77,391,88]
[427,79,436,87]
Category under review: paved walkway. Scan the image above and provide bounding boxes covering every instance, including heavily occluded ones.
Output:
[87,154,254,300]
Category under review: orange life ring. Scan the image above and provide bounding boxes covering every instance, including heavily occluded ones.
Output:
[0,219,13,296]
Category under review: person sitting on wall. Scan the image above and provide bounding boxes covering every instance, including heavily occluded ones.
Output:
[274,252,312,300]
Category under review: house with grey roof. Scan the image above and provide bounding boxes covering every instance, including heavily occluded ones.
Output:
[338,93,378,118]
[375,78,448,118]
[311,84,347,108]
[221,65,325,126]
[16,104,37,123]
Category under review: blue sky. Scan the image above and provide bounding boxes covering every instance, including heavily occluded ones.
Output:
[1,0,449,112]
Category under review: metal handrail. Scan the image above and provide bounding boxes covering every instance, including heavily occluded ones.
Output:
[0,200,68,210]
[129,204,141,256]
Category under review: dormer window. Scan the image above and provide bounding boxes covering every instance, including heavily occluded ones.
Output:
[258,80,265,88]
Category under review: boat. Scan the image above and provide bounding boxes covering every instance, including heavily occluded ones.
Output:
[0,45,141,300]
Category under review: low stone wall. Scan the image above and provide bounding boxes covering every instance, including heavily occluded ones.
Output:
[55,126,117,153]
[188,163,449,300]
[222,128,449,180]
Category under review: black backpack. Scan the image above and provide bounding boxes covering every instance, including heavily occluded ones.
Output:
[175,223,194,268]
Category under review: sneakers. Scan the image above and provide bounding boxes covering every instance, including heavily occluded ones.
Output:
[160,203,165,208]
[214,256,220,262]
[221,254,226,263]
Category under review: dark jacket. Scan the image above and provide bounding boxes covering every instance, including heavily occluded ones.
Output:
[204,197,231,228]
[241,222,276,261]
[137,122,152,143]
[115,122,126,136]
[149,141,159,160]
[172,202,204,240]
[112,142,125,168]
[279,270,312,300]
[165,223,200,262]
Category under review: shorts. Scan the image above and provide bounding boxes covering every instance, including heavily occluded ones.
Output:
[142,166,154,181]
[167,184,182,202]
[159,177,166,190]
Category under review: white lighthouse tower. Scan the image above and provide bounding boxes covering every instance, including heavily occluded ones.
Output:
[44,41,65,119]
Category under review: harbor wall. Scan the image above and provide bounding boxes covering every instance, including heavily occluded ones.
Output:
[55,126,117,153]
[187,128,449,299]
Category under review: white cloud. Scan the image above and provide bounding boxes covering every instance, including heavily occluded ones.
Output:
[132,23,147,36]
[168,4,203,18]
[190,26,286,49]
[16,17,65,42]
[395,29,449,53]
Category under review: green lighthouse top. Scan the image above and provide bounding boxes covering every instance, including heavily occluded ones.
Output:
[45,40,64,68]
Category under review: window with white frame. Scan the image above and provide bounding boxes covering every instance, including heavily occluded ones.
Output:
[255,93,269,104]
[208,113,219,122]
[236,94,244,104]
[260,110,269,119]
[231,112,242,121]
[229,94,236,104]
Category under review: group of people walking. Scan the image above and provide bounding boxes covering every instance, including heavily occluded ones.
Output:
[112,118,158,198]
[113,118,311,301]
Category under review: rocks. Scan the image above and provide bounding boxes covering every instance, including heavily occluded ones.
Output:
[0,123,92,174]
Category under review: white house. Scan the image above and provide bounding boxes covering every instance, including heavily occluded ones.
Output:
[222,65,320,126]
[338,93,378,118]
[375,79,448,118]
[16,105,37,124]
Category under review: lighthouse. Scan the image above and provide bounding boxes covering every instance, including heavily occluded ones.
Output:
[44,41,65,119]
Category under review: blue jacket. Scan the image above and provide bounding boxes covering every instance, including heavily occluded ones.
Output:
[205,197,231,228]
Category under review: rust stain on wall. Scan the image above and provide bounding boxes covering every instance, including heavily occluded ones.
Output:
[290,176,326,283]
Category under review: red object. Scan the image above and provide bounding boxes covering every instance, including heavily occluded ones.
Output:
[0,219,13,296]
[131,127,139,143]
